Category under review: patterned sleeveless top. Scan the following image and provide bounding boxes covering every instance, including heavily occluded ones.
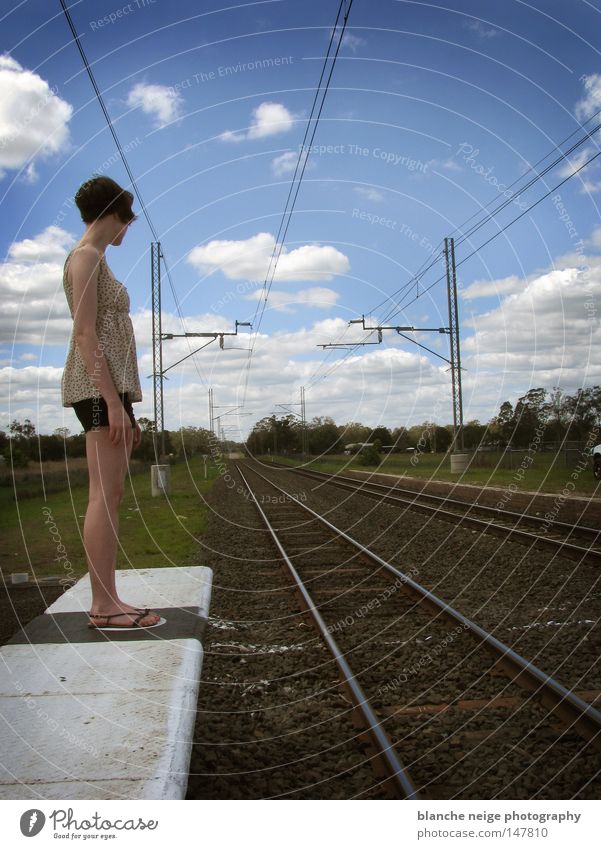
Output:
[61,246,143,406]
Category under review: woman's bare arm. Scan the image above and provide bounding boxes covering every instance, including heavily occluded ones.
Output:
[69,245,132,445]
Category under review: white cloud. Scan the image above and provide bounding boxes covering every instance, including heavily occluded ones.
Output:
[461,274,523,300]
[575,73,601,122]
[463,19,499,39]
[127,82,183,128]
[462,266,601,386]
[331,26,366,52]
[187,232,350,282]
[557,145,601,193]
[244,286,340,313]
[271,149,315,177]
[220,101,296,143]
[354,187,385,202]
[0,54,73,179]
[427,157,462,173]
[0,226,75,345]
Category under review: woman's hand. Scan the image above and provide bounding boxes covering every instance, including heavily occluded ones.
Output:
[132,420,142,449]
[107,401,133,447]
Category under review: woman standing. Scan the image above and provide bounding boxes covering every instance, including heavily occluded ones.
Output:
[62,176,161,629]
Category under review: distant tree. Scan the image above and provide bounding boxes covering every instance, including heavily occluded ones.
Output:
[490,401,514,446]
[461,420,486,450]
[434,425,453,452]
[543,387,570,446]
[370,426,393,447]
[176,426,212,457]
[307,416,340,455]
[8,418,36,441]
[391,427,411,451]
[338,421,370,446]
[563,386,601,440]
[359,443,380,466]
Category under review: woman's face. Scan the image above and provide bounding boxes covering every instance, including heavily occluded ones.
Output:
[110,213,132,246]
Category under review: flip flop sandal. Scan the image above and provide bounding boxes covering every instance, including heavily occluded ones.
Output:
[87,611,165,630]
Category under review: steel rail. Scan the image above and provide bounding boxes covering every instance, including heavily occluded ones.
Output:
[236,465,419,800]
[265,463,601,562]
[243,463,601,750]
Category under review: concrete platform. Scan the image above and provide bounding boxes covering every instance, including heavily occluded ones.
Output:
[0,566,212,800]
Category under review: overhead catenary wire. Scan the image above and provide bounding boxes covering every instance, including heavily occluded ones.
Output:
[307,106,601,384]
[307,110,601,388]
[240,0,355,407]
[59,0,209,387]
[374,106,601,325]
[307,137,601,389]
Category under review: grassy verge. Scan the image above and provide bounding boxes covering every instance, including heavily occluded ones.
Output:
[1,456,220,581]
[260,452,601,497]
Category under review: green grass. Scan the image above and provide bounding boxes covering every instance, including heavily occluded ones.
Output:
[0,456,221,581]
[261,451,601,497]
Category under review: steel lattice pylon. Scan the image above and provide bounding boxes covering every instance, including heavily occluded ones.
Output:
[151,241,165,458]
[444,237,464,451]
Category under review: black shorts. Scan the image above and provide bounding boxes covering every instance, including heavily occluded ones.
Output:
[71,392,136,433]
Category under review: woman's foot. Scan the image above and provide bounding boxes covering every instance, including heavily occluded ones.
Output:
[88,610,162,629]
[88,604,161,627]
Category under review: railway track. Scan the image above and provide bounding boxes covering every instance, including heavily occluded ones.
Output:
[235,461,601,799]
[265,462,601,563]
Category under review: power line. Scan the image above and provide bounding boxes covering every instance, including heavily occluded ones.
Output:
[240,0,355,405]
[308,135,601,387]
[308,107,601,384]
[59,0,209,388]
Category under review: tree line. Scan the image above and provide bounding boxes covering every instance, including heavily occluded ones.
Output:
[245,386,601,456]
[0,417,217,466]
[2,385,600,466]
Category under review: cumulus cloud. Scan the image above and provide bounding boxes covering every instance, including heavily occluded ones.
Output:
[462,266,601,385]
[244,286,340,313]
[0,54,73,180]
[556,145,601,193]
[0,226,75,346]
[461,274,523,300]
[220,101,296,142]
[127,82,183,128]
[354,186,385,202]
[331,26,366,52]
[271,149,315,177]
[426,157,462,173]
[575,72,601,122]
[187,232,350,282]
[463,19,499,39]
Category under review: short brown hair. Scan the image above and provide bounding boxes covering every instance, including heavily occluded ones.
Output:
[74,176,137,224]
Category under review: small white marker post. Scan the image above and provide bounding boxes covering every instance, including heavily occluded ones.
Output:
[151,464,171,496]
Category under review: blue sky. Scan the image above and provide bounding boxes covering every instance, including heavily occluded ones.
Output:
[1,0,601,438]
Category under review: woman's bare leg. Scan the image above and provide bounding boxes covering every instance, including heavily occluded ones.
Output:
[84,426,159,625]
